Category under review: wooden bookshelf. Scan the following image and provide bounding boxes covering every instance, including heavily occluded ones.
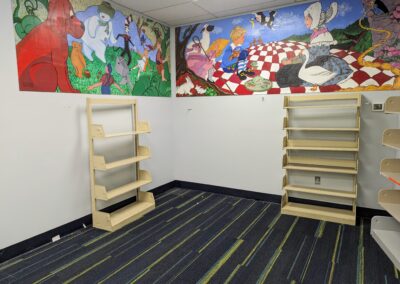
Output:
[87,98,155,232]
[281,94,360,225]
[371,96,400,270]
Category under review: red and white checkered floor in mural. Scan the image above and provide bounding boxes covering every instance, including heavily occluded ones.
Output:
[210,41,397,95]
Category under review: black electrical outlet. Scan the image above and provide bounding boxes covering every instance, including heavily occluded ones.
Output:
[315,176,321,185]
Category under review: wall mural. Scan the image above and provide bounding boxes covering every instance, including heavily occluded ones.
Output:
[12,0,171,96]
[176,0,400,96]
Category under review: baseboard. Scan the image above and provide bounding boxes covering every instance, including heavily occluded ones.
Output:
[0,181,176,264]
[176,180,282,203]
[175,180,390,219]
[0,180,389,264]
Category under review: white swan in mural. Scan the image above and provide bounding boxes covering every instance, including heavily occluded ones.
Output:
[298,48,336,86]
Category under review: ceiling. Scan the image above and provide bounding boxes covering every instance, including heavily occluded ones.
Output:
[113,0,309,26]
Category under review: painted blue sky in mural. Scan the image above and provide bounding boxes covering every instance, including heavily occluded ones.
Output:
[180,0,364,57]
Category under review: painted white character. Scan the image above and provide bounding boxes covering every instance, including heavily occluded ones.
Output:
[81,1,117,63]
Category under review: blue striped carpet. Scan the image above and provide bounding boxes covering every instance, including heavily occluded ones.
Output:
[0,188,399,283]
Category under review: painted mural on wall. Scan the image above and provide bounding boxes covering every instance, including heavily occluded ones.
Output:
[176,0,400,96]
[12,0,171,96]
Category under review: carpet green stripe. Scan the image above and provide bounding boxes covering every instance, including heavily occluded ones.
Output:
[356,219,364,284]
[63,256,111,284]
[198,202,255,253]
[197,239,244,284]
[256,217,299,284]
[328,225,342,284]
[237,204,270,239]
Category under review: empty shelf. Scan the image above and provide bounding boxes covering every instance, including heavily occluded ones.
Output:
[284,127,359,132]
[382,129,400,150]
[286,155,357,169]
[87,98,136,105]
[385,97,400,114]
[284,164,357,174]
[283,137,359,152]
[378,189,400,223]
[284,94,361,108]
[93,191,155,232]
[371,216,400,270]
[284,104,359,109]
[281,201,355,225]
[93,146,150,171]
[284,184,357,199]
[380,159,400,180]
[91,122,150,138]
[95,170,152,201]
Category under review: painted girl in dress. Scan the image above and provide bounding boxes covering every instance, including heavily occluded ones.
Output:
[278,2,352,89]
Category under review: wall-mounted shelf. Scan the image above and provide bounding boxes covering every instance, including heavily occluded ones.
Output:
[281,194,356,225]
[95,170,152,201]
[93,191,155,232]
[384,96,400,114]
[282,94,360,226]
[283,154,357,174]
[283,117,360,132]
[372,96,400,269]
[87,98,155,232]
[371,216,400,270]
[283,176,357,199]
[382,129,400,150]
[93,146,150,171]
[283,137,359,152]
[91,122,151,138]
[380,159,400,180]
[283,93,361,109]
[378,189,400,223]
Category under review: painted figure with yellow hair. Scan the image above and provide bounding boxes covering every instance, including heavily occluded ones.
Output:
[221,26,254,80]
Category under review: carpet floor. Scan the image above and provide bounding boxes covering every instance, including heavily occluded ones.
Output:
[0,188,399,284]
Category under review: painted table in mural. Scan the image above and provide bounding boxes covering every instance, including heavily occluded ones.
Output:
[211,41,397,95]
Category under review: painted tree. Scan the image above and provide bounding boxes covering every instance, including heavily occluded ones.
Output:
[175,25,227,95]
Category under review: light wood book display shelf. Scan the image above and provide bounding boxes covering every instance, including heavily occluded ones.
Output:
[281,94,361,225]
[371,96,400,270]
[86,98,155,232]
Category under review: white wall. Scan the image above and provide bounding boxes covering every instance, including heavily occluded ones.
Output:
[171,26,400,210]
[0,0,174,249]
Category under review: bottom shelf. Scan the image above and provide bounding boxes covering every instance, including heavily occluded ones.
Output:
[93,191,155,232]
[281,198,356,225]
[371,216,400,270]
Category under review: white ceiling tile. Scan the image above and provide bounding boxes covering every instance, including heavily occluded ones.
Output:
[195,0,269,13]
[113,0,192,13]
[212,0,294,17]
[144,3,209,23]
[168,14,216,26]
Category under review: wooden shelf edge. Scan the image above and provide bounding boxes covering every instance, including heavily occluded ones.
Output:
[93,192,155,232]
[284,127,360,132]
[370,216,400,270]
[284,185,357,199]
[281,201,355,225]
[378,189,400,223]
[384,97,400,114]
[95,170,152,201]
[91,121,151,139]
[93,146,151,170]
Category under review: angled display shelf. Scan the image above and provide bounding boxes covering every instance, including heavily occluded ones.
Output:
[371,216,400,270]
[384,96,400,114]
[380,159,400,181]
[86,98,155,232]
[382,129,400,150]
[91,121,151,138]
[371,95,400,270]
[378,189,400,223]
[281,93,361,225]
[283,154,358,175]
